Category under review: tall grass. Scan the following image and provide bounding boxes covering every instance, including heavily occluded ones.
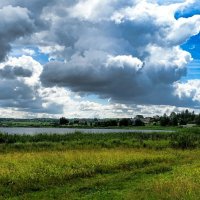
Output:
[0,149,174,198]
[1,129,200,199]
[0,129,200,151]
[0,131,174,144]
[0,131,174,152]
[152,162,200,200]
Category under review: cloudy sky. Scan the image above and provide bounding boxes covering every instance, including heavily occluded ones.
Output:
[0,0,200,118]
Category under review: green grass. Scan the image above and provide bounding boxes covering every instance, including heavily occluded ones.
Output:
[1,129,200,152]
[0,129,200,199]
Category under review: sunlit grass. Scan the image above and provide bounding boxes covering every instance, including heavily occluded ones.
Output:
[0,149,175,197]
[151,162,200,200]
[1,130,200,199]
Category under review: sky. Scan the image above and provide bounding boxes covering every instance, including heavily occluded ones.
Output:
[0,0,200,118]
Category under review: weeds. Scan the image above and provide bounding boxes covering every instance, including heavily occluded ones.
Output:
[1,129,200,199]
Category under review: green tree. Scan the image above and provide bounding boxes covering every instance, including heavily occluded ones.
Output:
[119,118,131,126]
[169,112,178,126]
[59,117,69,125]
[134,118,145,126]
[195,114,200,125]
[160,114,170,126]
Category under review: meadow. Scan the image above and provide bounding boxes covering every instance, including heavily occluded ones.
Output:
[0,129,200,200]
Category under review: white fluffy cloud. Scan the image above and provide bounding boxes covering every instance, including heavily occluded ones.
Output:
[174,80,200,103]
[106,55,143,70]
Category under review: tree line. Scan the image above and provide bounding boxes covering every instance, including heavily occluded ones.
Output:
[59,110,200,127]
[159,110,200,126]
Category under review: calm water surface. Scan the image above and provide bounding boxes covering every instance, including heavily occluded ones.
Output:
[0,127,173,135]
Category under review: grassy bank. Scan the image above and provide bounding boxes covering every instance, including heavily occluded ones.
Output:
[1,128,200,151]
[0,129,200,199]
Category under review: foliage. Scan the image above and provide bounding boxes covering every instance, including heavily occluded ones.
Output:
[170,133,199,149]
[160,110,197,126]
[119,118,132,126]
[59,117,69,125]
[94,119,118,127]
[195,114,200,125]
[133,118,145,126]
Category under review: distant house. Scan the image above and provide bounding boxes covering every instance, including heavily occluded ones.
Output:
[143,117,152,124]
[153,115,160,120]
[135,115,144,119]
[133,116,151,125]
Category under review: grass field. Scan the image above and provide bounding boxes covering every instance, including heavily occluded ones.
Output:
[0,129,200,199]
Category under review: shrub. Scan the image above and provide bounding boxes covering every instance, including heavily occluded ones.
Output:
[170,133,198,149]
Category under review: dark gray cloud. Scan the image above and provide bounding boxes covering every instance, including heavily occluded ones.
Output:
[40,55,193,107]
[0,65,32,79]
[0,5,35,62]
[0,78,63,114]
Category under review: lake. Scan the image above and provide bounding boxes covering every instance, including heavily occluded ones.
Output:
[0,127,174,135]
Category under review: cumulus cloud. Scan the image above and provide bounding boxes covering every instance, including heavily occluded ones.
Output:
[174,79,200,103]
[0,0,200,117]
[0,56,63,114]
[39,0,200,107]
[40,53,145,100]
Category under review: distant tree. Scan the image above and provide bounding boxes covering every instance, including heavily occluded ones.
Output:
[106,119,118,127]
[119,118,131,126]
[169,112,178,126]
[170,112,176,118]
[59,117,69,125]
[170,117,178,126]
[95,119,118,127]
[176,109,195,124]
[74,119,79,124]
[134,118,145,126]
[94,118,98,122]
[160,114,170,126]
[179,119,187,125]
[195,114,200,125]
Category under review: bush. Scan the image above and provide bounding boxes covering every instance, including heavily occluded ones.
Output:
[170,133,198,149]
